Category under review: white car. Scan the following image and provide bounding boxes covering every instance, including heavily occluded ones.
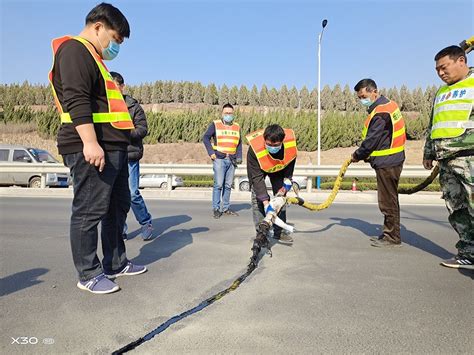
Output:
[139,174,184,190]
[238,176,308,192]
[0,144,70,188]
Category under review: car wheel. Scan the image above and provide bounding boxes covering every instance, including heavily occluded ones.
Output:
[160,182,168,189]
[239,181,250,191]
[29,176,42,188]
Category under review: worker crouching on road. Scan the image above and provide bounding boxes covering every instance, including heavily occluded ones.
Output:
[351,79,406,248]
[247,124,297,243]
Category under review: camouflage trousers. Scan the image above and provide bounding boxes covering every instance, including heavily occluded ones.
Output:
[438,156,474,260]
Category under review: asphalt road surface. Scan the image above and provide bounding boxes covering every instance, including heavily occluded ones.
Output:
[0,197,472,354]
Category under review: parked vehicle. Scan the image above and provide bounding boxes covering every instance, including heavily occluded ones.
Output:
[139,174,184,190]
[0,144,70,188]
[238,175,308,191]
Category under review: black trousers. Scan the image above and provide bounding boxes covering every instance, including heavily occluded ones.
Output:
[375,164,403,243]
[63,150,131,281]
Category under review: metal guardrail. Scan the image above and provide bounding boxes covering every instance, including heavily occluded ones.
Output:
[0,163,432,191]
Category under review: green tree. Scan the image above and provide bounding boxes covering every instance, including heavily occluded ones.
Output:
[161,81,173,103]
[279,85,289,107]
[151,81,162,104]
[300,86,311,109]
[259,85,269,106]
[400,85,415,111]
[182,82,193,103]
[343,84,357,111]
[219,84,229,105]
[172,82,183,103]
[204,83,218,105]
[191,82,204,103]
[229,85,239,105]
[412,87,425,112]
[237,85,249,105]
[289,86,299,109]
[320,85,333,110]
[268,88,279,107]
[332,84,345,111]
[249,85,259,106]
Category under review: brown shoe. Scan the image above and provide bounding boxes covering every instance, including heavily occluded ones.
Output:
[222,209,239,216]
[371,238,401,248]
[274,232,293,243]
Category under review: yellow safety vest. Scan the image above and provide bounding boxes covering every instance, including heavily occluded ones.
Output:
[431,73,474,139]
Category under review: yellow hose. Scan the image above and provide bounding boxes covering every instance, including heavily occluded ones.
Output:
[287,159,439,211]
[287,158,352,211]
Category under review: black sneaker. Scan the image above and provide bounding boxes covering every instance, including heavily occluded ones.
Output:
[213,209,222,219]
[223,209,239,216]
[440,256,474,270]
[371,238,401,248]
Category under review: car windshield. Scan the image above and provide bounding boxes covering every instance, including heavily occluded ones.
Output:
[28,149,58,163]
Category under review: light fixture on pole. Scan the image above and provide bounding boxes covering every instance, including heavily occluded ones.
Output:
[316,19,328,189]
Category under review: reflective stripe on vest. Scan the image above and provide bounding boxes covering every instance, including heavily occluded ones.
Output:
[246,129,297,173]
[361,100,406,157]
[212,120,240,154]
[431,73,474,139]
[48,35,134,130]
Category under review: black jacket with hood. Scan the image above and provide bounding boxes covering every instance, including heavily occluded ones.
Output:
[125,95,148,161]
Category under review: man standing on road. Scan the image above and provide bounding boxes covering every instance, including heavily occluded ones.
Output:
[49,3,146,294]
[351,79,406,248]
[423,45,474,270]
[247,124,297,243]
[110,71,154,241]
[203,103,242,219]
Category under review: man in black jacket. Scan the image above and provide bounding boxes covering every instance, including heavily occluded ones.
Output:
[111,72,154,241]
[247,124,297,243]
[50,3,146,294]
[351,79,406,248]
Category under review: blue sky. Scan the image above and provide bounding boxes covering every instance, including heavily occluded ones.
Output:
[1,0,473,89]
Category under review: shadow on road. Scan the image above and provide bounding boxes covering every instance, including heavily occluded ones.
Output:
[0,268,49,297]
[231,203,251,212]
[317,217,454,260]
[126,214,192,240]
[130,215,209,266]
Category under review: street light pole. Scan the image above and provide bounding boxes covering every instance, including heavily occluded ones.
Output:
[316,19,327,189]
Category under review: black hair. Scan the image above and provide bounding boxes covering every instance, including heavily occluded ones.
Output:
[85,3,130,38]
[354,78,377,92]
[110,71,124,85]
[434,45,467,64]
[263,124,285,143]
[222,103,234,110]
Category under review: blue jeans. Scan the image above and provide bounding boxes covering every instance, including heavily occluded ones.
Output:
[63,150,130,281]
[126,160,152,228]
[212,157,235,211]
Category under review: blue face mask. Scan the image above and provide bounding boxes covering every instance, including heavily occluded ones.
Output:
[222,114,234,124]
[98,30,120,60]
[266,144,282,154]
[360,98,373,107]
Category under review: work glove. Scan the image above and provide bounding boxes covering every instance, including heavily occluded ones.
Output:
[264,203,275,215]
[277,178,293,196]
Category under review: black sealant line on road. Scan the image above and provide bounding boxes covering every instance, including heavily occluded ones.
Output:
[112,263,258,354]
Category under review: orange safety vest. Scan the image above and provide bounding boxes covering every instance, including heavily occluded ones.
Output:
[246,128,297,173]
[212,120,240,154]
[362,100,406,156]
[48,35,134,130]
